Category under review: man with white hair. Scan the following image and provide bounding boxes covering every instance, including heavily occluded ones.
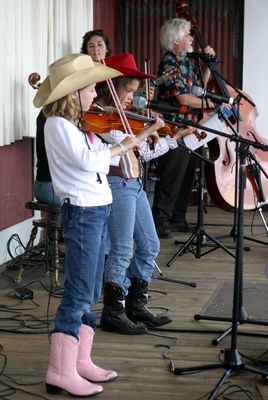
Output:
[152,18,215,238]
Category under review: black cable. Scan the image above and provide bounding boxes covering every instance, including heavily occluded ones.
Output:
[6,234,25,261]
[0,378,51,400]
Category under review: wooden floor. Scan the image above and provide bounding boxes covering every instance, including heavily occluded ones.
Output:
[1,205,268,399]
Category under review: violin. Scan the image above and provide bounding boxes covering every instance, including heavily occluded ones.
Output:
[28,70,205,142]
[82,107,206,141]
[177,0,268,210]
[82,107,180,136]
[28,72,41,90]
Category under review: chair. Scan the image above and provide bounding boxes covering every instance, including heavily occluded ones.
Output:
[16,201,61,286]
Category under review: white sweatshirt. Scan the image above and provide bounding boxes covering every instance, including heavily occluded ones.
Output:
[44,116,112,207]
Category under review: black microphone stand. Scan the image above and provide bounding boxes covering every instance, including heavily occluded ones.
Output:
[172,135,268,399]
[166,138,236,267]
[165,70,237,266]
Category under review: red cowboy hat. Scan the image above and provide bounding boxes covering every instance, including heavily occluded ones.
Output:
[104,53,155,79]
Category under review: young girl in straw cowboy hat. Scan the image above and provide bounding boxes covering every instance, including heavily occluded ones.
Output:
[33,53,163,397]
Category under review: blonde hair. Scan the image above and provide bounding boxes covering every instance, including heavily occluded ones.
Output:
[160,18,191,51]
[43,94,80,123]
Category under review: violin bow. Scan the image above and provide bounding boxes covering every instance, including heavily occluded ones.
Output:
[95,48,137,139]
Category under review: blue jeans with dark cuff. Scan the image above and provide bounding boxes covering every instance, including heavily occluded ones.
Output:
[54,201,110,339]
[105,177,160,295]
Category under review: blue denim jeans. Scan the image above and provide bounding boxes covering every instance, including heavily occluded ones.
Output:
[105,177,160,295]
[54,201,110,339]
[33,180,61,204]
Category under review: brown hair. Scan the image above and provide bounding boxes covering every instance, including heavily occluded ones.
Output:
[81,29,112,57]
[95,77,141,107]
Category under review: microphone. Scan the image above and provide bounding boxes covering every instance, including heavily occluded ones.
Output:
[179,51,220,64]
[132,96,187,114]
[191,86,234,106]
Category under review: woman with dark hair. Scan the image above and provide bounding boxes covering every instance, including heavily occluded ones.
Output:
[81,29,112,60]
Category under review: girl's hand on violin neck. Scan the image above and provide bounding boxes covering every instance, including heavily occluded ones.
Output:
[145,115,165,135]
[135,115,163,142]
[110,136,141,159]
[121,136,141,152]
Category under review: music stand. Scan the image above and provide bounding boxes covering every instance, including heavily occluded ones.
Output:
[172,134,268,399]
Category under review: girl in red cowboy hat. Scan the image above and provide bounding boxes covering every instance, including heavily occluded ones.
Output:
[33,53,163,397]
[94,52,194,335]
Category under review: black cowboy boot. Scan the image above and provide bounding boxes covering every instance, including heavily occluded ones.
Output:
[100,283,147,335]
[126,278,172,327]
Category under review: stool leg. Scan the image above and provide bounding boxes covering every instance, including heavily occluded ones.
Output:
[16,225,38,283]
[47,224,60,287]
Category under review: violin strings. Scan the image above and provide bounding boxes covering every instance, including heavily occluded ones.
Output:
[106,79,131,134]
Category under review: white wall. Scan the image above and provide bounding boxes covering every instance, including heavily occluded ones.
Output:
[243,0,268,139]
[0,0,93,265]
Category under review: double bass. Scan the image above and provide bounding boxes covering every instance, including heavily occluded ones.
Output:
[176,0,268,211]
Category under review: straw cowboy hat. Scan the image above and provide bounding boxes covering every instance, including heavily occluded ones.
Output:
[33,53,122,107]
[104,53,155,79]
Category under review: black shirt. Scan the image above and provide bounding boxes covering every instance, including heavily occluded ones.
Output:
[35,110,51,182]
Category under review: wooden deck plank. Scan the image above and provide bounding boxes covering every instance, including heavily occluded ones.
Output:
[0,205,268,399]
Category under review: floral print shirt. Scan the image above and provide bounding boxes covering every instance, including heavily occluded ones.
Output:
[157,51,202,123]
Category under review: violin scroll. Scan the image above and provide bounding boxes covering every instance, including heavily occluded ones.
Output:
[194,130,207,141]
[28,72,41,90]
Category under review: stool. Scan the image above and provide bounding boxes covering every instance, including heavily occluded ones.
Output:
[16,201,61,286]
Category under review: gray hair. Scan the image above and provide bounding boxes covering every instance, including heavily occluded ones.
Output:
[160,18,191,51]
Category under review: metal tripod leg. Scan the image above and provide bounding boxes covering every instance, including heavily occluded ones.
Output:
[166,152,236,267]
[153,260,196,287]
[243,206,268,246]
[167,227,236,267]
[257,207,268,234]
